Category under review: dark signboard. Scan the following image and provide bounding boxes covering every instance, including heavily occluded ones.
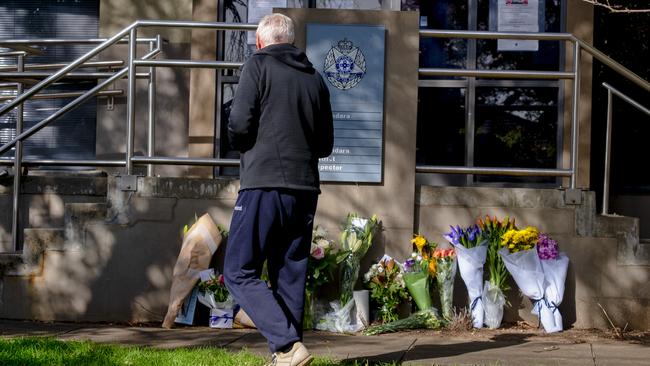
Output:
[306,24,386,183]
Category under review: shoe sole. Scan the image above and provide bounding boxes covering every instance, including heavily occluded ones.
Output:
[296,355,314,366]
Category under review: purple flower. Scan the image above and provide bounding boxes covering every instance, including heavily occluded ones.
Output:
[537,233,559,260]
[404,258,416,272]
[444,225,463,245]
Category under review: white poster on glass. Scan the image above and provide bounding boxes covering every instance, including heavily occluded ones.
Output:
[497,0,539,51]
[247,0,288,45]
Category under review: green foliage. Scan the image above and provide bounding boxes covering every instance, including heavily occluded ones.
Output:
[0,337,397,366]
[0,337,263,366]
[478,215,516,292]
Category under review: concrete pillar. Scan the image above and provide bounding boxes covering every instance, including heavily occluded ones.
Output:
[564,0,594,189]
[187,0,219,177]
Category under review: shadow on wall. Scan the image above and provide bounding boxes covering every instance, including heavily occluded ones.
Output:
[29,193,238,323]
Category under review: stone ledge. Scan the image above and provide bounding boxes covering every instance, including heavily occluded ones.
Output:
[0,176,107,196]
[416,185,568,209]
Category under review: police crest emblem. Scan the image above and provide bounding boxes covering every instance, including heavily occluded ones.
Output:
[323,38,366,90]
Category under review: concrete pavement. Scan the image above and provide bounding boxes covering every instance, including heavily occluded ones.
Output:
[1,319,648,365]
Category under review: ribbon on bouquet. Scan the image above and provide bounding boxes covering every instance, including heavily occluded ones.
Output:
[470,296,482,311]
[532,294,560,328]
[211,313,234,321]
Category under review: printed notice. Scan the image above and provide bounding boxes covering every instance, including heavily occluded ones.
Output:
[247,0,288,44]
[497,0,539,51]
[306,24,386,183]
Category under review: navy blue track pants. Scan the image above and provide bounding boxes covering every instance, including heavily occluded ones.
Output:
[224,188,318,353]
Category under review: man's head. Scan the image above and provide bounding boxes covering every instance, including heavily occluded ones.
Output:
[255,13,295,50]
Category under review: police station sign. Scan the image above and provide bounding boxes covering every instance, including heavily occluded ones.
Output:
[306,24,386,183]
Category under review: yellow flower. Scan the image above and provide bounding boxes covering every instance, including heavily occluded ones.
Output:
[411,234,427,252]
[428,260,437,276]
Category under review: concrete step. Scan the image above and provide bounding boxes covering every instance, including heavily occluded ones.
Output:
[0,228,64,276]
[596,214,649,265]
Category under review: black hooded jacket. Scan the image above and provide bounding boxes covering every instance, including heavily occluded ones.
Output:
[228,43,334,192]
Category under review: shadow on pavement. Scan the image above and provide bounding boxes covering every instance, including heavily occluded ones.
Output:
[342,333,535,364]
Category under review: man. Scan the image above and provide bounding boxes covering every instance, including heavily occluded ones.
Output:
[224,13,333,366]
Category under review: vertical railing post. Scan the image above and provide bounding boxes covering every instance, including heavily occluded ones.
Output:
[570,41,581,189]
[146,39,157,177]
[126,27,138,175]
[602,89,613,215]
[11,54,25,251]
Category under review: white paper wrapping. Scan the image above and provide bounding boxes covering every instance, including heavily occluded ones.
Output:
[482,281,506,329]
[452,242,488,328]
[499,248,547,326]
[535,253,569,333]
[315,299,364,333]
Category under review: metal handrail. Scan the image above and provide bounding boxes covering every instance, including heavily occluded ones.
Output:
[0,37,159,48]
[415,29,650,189]
[0,60,124,71]
[0,30,163,252]
[601,82,650,215]
[0,90,123,101]
[0,24,142,118]
[0,21,255,252]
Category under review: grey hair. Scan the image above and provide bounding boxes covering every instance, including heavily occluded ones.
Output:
[256,13,295,46]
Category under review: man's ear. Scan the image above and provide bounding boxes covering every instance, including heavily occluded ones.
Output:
[255,34,264,50]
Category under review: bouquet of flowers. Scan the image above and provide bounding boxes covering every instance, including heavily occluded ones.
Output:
[499,226,547,329]
[534,234,569,333]
[197,272,230,303]
[403,234,437,311]
[363,257,409,323]
[338,213,380,306]
[434,248,457,320]
[444,225,488,328]
[304,225,338,329]
[197,269,235,328]
[478,215,516,328]
[403,253,432,312]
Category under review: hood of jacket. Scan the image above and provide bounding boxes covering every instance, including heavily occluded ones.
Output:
[255,43,314,72]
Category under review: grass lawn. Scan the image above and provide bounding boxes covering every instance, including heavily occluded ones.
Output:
[0,337,397,366]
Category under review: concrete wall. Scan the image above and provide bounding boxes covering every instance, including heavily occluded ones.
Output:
[1,180,648,329]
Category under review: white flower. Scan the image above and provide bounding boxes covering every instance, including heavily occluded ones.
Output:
[411,252,417,258]
[417,255,423,261]
[351,217,368,229]
[377,266,384,273]
[316,239,331,251]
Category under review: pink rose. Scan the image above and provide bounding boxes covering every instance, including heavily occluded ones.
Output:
[310,244,325,260]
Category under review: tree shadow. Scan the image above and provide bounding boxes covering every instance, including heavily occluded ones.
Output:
[342,333,535,364]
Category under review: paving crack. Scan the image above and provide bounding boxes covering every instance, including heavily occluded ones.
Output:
[589,343,597,366]
[221,331,253,348]
[399,338,418,363]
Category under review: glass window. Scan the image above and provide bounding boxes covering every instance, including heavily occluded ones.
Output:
[474,87,559,184]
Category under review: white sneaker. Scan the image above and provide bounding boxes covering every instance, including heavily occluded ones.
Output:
[266,342,313,366]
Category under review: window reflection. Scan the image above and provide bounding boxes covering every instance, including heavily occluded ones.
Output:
[474,87,559,184]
